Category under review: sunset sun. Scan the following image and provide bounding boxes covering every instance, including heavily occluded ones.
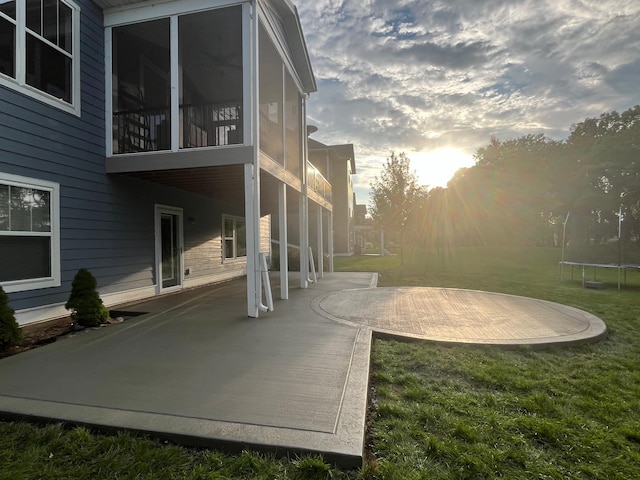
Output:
[410,148,476,188]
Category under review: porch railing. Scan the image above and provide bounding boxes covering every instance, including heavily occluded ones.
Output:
[113,108,170,153]
[182,102,242,148]
[112,101,242,154]
[307,161,332,202]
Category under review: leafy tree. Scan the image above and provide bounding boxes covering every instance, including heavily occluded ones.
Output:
[0,285,22,348]
[369,152,427,262]
[412,104,640,249]
[567,105,640,241]
[65,269,109,327]
[427,134,568,247]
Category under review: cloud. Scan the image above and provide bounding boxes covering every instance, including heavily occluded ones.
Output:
[297,0,640,202]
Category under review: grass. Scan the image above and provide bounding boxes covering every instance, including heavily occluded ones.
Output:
[2,246,639,478]
[337,247,640,479]
[0,422,354,479]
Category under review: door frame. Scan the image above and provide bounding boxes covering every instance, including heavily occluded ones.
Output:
[154,204,184,294]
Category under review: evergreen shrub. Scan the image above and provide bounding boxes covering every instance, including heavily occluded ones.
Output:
[65,269,109,327]
[0,286,22,348]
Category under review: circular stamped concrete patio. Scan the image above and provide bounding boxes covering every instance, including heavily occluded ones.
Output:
[312,287,607,347]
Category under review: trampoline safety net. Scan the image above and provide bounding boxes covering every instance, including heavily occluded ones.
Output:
[561,209,640,266]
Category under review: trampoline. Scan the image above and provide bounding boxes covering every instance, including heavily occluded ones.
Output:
[559,207,640,289]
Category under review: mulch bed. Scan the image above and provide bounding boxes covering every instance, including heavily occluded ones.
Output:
[0,317,75,359]
[1,314,133,360]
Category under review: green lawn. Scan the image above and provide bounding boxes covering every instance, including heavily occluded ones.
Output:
[1,247,639,479]
[337,247,640,479]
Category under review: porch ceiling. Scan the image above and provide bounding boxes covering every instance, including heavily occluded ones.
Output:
[129,164,245,202]
[126,165,294,214]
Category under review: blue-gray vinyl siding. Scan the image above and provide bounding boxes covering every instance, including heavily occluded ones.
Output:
[0,0,245,316]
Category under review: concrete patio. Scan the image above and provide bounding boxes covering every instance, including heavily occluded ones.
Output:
[0,272,606,467]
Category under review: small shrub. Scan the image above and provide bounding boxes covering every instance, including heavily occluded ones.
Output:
[0,285,22,348]
[65,269,109,327]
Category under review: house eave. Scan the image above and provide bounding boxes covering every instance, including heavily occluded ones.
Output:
[309,142,356,174]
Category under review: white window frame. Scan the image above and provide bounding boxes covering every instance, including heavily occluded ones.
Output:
[0,173,61,293]
[222,214,246,262]
[104,0,250,157]
[0,0,81,116]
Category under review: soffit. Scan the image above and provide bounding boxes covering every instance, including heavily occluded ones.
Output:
[129,164,245,202]
[125,164,297,215]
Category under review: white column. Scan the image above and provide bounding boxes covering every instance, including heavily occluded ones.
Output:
[299,189,309,288]
[317,204,324,278]
[244,163,261,317]
[328,211,334,272]
[278,182,289,299]
[299,93,309,288]
[380,229,385,256]
[244,3,260,317]
[170,16,179,151]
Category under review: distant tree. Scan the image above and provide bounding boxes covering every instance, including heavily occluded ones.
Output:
[65,269,109,327]
[567,105,640,240]
[369,152,427,262]
[0,286,22,349]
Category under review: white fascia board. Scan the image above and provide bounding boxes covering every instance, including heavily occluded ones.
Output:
[103,0,249,27]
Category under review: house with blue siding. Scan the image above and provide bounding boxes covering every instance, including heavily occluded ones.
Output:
[0,0,336,326]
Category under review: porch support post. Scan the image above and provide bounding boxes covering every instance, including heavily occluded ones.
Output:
[244,2,260,318]
[244,163,261,317]
[278,182,289,299]
[299,188,309,288]
[328,210,334,272]
[299,92,309,289]
[317,204,324,278]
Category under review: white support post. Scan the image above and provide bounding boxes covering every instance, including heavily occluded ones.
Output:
[278,182,289,299]
[299,190,309,288]
[328,211,334,272]
[317,204,324,278]
[170,16,179,151]
[244,2,261,318]
[299,91,310,289]
[380,229,385,256]
[244,163,261,317]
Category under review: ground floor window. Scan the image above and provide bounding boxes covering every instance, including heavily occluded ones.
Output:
[0,173,60,292]
[222,214,246,261]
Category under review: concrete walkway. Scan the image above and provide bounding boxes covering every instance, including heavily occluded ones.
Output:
[0,273,606,467]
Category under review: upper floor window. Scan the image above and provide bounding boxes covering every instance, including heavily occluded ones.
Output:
[0,0,79,114]
[0,173,61,293]
[111,6,243,155]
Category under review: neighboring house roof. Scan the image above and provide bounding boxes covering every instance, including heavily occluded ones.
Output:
[92,0,317,94]
[308,139,356,174]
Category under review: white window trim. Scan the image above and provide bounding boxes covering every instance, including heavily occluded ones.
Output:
[222,214,246,262]
[0,173,61,293]
[0,0,81,116]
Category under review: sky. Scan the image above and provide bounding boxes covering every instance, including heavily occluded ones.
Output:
[296,0,640,203]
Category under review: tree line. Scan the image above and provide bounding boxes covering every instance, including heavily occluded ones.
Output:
[370,104,640,252]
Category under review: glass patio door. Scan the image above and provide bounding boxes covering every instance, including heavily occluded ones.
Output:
[156,206,183,291]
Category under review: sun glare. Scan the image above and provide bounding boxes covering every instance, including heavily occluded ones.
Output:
[411,148,475,188]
